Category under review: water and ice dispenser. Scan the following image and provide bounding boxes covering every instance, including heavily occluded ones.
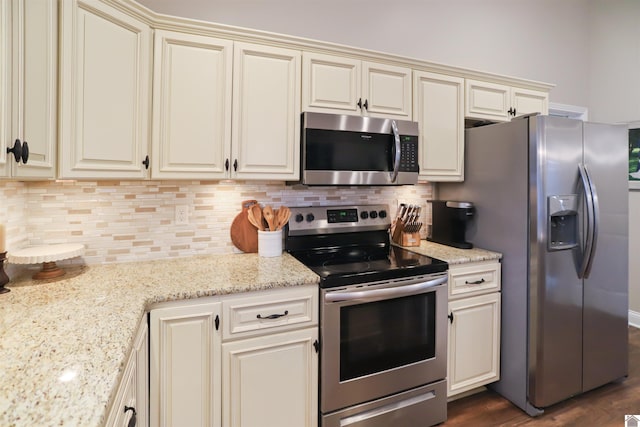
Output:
[548,195,579,251]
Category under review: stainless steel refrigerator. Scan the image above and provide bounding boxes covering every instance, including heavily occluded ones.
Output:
[439,114,629,416]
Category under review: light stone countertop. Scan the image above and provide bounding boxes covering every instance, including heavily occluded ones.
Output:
[0,253,320,427]
[400,240,502,264]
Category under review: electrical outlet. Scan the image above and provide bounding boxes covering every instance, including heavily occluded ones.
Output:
[175,205,189,225]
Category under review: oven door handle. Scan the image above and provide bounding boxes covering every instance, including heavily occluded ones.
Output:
[324,275,447,303]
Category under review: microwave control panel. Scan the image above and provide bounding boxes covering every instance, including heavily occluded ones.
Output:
[399,135,419,172]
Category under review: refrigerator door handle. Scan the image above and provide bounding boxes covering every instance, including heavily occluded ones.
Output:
[578,163,598,279]
[582,164,599,278]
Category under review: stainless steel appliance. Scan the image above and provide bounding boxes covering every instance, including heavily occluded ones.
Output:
[439,115,629,416]
[300,112,420,186]
[428,200,475,249]
[285,204,449,427]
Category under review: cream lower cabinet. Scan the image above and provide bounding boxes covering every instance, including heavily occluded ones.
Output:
[1,0,57,179]
[59,0,152,179]
[302,52,412,119]
[447,261,501,398]
[150,301,222,427]
[106,315,149,427]
[150,285,318,427]
[465,79,549,122]
[222,328,318,427]
[413,71,464,182]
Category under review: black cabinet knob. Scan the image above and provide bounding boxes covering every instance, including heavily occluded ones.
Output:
[20,141,29,164]
[6,139,22,163]
[142,155,150,169]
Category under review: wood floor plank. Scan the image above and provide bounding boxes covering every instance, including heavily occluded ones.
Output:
[445,327,640,426]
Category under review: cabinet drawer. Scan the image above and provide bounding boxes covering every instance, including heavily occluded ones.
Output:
[449,261,501,299]
[222,285,318,340]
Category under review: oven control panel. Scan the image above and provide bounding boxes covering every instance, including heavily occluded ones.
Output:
[288,204,390,235]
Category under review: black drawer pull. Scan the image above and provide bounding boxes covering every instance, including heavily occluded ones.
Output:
[124,406,137,427]
[465,278,486,285]
[257,310,289,320]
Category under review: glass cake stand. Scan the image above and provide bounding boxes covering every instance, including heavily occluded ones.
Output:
[8,243,85,280]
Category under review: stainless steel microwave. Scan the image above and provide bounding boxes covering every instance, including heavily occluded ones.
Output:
[300,112,420,186]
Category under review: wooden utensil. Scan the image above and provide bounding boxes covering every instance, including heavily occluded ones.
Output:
[276,206,291,230]
[229,200,259,253]
[249,204,265,231]
[263,205,276,231]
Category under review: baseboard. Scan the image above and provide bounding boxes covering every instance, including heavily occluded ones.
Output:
[630,310,640,329]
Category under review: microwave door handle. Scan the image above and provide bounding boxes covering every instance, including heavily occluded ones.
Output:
[390,120,401,183]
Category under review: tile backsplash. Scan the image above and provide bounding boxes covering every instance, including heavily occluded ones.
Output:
[0,180,434,266]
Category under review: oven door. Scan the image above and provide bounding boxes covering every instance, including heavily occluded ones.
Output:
[320,273,448,414]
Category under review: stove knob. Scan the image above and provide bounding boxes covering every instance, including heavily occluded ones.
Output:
[295,213,304,223]
[378,210,387,219]
[369,210,378,219]
[306,213,315,222]
[360,211,369,220]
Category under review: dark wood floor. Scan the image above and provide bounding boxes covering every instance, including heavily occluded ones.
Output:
[444,327,640,427]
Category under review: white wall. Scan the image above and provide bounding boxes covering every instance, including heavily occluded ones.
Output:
[588,0,640,317]
[138,0,590,107]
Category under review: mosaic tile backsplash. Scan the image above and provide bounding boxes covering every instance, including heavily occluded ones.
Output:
[0,180,434,266]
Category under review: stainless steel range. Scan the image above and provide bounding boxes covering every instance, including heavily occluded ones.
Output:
[285,204,449,427]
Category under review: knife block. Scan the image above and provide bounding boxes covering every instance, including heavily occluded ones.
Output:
[391,220,421,247]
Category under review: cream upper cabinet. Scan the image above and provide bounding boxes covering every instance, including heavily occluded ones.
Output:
[1,0,57,179]
[512,86,549,118]
[447,260,502,398]
[231,42,301,180]
[151,30,233,179]
[59,0,152,179]
[302,52,411,119]
[150,301,222,427]
[465,79,549,122]
[413,71,464,182]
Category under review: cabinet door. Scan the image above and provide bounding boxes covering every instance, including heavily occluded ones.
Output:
[0,0,9,174]
[59,0,151,179]
[448,292,501,397]
[150,302,222,427]
[302,52,361,115]
[134,318,149,427]
[151,30,232,179]
[363,61,411,119]
[106,316,148,427]
[222,328,318,427]
[232,42,300,180]
[2,0,57,179]
[413,71,464,182]
[465,79,511,122]
[512,87,549,116]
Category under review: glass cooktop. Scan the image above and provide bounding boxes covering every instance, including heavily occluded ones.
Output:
[290,243,448,288]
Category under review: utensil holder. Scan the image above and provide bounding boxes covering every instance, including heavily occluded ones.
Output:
[258,229,283,257]
[391,220,421,247]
